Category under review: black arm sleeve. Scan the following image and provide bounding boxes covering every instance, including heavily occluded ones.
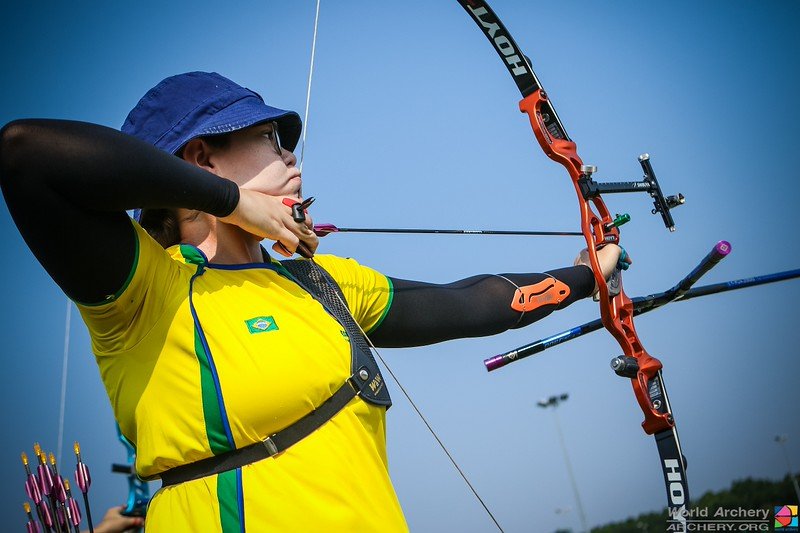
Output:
[369,266,594,347]
[0,119,240,303]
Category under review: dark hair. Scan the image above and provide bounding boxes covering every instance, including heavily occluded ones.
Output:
[139,208,181,248]
[141,133,232,248]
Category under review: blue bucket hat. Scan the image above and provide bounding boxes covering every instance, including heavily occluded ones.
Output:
[121,71,302,155]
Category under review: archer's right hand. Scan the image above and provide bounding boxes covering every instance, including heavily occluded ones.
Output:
[219,189,319,258]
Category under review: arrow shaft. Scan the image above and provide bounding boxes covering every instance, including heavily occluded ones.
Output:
[315,225,582,237]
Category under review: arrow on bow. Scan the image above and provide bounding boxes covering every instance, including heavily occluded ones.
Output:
[313,223,584,237]
[456,0,689,527]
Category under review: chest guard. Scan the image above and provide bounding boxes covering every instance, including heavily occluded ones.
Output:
[280,259,392,408]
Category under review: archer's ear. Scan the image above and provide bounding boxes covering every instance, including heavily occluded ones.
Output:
[181,138,213,170]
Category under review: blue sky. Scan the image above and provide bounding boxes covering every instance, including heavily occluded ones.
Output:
[1,1,799,531]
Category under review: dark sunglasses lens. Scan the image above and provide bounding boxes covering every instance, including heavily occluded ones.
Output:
[272,121,282,155]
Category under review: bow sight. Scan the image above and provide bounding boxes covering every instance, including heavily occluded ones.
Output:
[577,154,685,232]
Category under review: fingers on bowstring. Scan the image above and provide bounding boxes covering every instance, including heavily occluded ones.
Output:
[272,225,301,257]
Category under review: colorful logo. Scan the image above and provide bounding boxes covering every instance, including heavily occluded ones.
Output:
[245,316,279,334]
[775,505,798,530]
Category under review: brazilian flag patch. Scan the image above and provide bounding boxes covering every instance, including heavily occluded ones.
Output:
[245,316,279,334]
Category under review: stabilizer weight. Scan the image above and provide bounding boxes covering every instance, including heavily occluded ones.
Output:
[611,355,639,378]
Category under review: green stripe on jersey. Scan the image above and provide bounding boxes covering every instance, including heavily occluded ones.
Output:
[217,470,242,533]
[194,328,232,455]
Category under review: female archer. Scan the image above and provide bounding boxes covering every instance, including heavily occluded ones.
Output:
[0,71,626,531]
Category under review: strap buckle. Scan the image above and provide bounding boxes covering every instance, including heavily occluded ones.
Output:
[262,436,279,456]
[346,375,362,395]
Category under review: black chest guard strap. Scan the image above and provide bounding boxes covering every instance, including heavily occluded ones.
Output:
[280,259,392,407]
[156,258,392,486]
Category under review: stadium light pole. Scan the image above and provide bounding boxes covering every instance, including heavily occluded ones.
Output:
[774,435,800,504]
[537,394,589,533]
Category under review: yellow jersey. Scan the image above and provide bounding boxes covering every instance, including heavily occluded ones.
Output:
[77,221,407,532]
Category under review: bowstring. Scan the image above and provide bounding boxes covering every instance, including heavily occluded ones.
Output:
[44,1,502,524]
[299,0,321,172]
[307,255,505,532]
[296,4,503,530]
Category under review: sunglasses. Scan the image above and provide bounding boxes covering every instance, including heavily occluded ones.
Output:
[267,121,282,156]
